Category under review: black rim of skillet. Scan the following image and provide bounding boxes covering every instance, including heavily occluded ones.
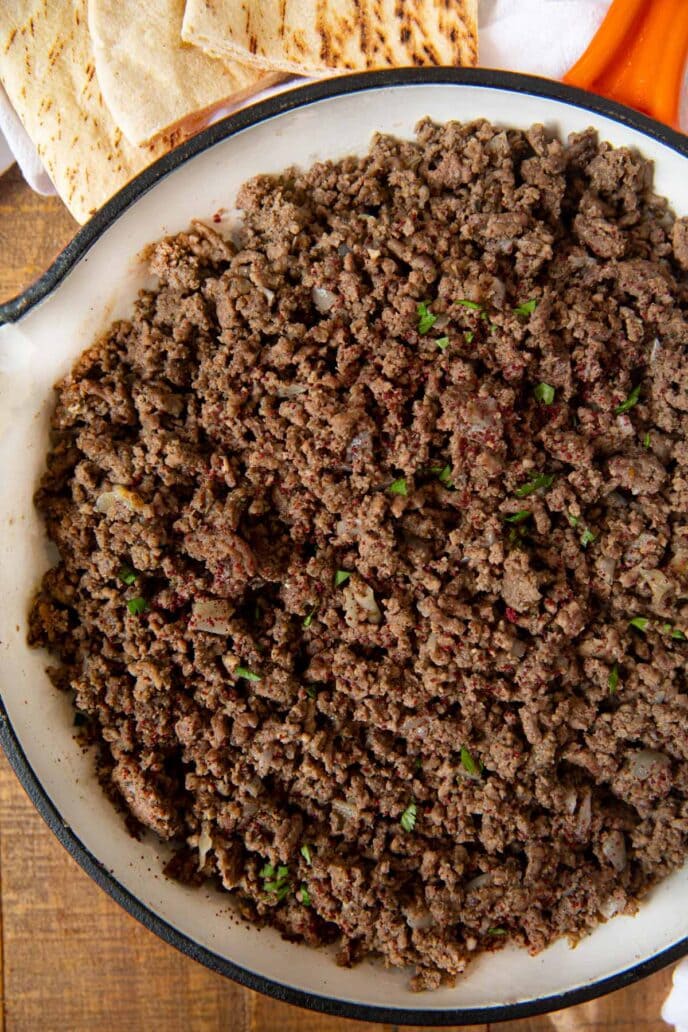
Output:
[1,67,688,1025]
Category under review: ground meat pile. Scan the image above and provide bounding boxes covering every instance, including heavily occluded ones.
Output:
[29,119,688,990]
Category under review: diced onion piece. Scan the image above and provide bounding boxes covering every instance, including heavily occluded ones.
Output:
[197,822,213,870]
[465,873,492,893]
[96,484,148,515]
[629,749,671,780]
[190,599,234,634]
[405,907,435,930]
[599,890,625,919]
[601,830,627,872]
[575,790,592,839]
[312,286,336,312]
[332,799,357,820]
[276,383,307,398]
[563,788,578,815]
[638,568,673,608]
[343,579,382,626]
[346,430,372,464]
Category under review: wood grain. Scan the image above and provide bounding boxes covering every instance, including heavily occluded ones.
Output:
[0,165,676,1032]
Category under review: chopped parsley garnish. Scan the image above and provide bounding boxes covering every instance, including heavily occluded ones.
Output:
[643,431,651,449]
[662,623,687,641]
[235,666,261,681]
[568,513,580,528]
[534,382,555,405]
[464,330,475,344]
[297,884,311,906]
[608,663,619,694]
[302,606,317,629]
[460,746,483,778]
[305,684,317,699]
[436,336,450,351]
[127,597,148,616]
[260,862,291,901]
[415,757,423,771]
[400,801,417,833]
[488,927,508,936]
[456,298,483,311]
[629,616,649,633]
[614,383,642,415]
[580,528,596,549]
[504,509,531,525]
[432,464,453,487]
[514,473,555,498]
[389,477,408,496]
[300,844,313,865]
[514,298,538,316]
[417,301,438,334]
[118,564,137,585]
[334,569,351,586]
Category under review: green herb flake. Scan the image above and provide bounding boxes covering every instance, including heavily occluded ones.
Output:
[534,382,555,405]
[460,746,483,778]
[504,509,531,525]
[305,684,317,700]
[435,336,450,351]
[431,464,451,487]
[127,597,148,616]
[400,801,417,833]
[488,927,508,937]
[334,569,351,587]
[300,844,313,865]
[297,884,311,906]
[261,862,291,902]
[568,513,580,528]
[514,473,555,498]
[456,298,483,311]
[629,616,649,633]
[302,606,317,629]
[608,662,619,694]
[580,528,596,549]
[464,330,475,344]
[118,564,137,586]
[514,298,538,317]
[643,431,651,449]
[415,757,423,771]
[662,623,687,642]
[417,301,438,334]
[235,665,261,682]
[614,383,642,416]
[389,477,408,497]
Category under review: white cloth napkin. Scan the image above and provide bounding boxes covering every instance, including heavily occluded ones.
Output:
[0,3,686,1023]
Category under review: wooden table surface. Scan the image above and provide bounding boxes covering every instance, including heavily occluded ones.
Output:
[0,165,677,1032]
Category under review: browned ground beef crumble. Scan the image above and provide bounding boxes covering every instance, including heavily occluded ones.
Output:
[29,119,688,990]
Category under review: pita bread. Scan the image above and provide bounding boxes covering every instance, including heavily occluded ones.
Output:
[182,0,478,77]
[0,0,171,223]
[88,0,270,147]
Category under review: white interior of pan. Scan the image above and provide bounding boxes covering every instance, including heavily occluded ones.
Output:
[0,80,686,1016]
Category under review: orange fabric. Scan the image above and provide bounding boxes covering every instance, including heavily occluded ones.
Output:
[563,0,688,129]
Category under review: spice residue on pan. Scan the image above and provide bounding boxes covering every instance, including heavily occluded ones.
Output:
[29,118,688,990]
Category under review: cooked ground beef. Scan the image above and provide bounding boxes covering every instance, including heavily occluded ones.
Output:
[29,118,688,991]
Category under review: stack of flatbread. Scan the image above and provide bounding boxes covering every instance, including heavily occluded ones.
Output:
[0,0,477,223]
